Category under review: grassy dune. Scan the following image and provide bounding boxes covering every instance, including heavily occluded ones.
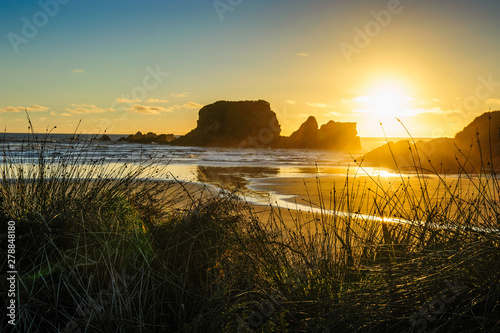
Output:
[1,130,500,332]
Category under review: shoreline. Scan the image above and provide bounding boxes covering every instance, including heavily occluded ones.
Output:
[149,166,500,235]
[242,172,500,233]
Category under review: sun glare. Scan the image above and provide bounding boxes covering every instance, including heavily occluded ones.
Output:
[367,81,412,119]
[353,79,417,136]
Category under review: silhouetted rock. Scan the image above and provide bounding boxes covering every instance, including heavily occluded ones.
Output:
[284,116,319,149]
[155,134,176,143]
[170,100,281,148]
[318,120,362,151]
[171,100,362,150]
[277,116,362,151]
[97,134,111,141]
[363,138,459,172]
[119,98,363,150]
[363,111,500,173]
[118,131,175,144]
[454,111,500,150]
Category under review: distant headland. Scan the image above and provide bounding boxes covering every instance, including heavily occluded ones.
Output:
[362,111,500,173]
[119,100,362,151]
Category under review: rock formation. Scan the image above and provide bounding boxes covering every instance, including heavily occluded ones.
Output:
[281,116,319,149]
[276,116,362,151]
[317,120,361,151]
[123,100,362,151]
[170,100,362,151]
[363,111,500,173]
[97,134,111,141]
[170,100,281,148]
[118,131,175,144]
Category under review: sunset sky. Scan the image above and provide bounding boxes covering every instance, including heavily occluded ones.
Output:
[1,0,500,137]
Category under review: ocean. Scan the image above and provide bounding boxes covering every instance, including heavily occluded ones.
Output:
[4,133,496,232]
[0,133,429,183]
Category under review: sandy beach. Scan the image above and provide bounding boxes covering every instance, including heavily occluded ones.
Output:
[243,170,500,231]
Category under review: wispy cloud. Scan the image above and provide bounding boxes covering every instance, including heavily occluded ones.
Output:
[29,105,50,112]
[292,113,313,118]
[286,100,297,105]
[486,98,500,106]
[128,104,172,115]
[51,111,73,117]
[65,104,114,114]
[412,107,459,115]
[71,69,85,73]
[1,106,25,113]
[306,102,335,108]
[145,98,169,103]
[296,53,310,57]
[181,102,202,109]
[351,96,414,104]
[0,105,50,113]
[350,95,452,117]
[353,107,454,117]
[352,96,371,103]
[324,111,342,117]
[127,102,201,115]
[171,92,189,98]
[116,98,142,103]
[70,103,95,108]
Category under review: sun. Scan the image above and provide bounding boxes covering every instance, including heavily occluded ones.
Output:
[362,81,413,119]
[354,79,416,136]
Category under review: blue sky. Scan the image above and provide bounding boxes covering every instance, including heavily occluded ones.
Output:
[1,0,500,136]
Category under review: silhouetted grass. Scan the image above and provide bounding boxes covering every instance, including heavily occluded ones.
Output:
[1,122,499,332]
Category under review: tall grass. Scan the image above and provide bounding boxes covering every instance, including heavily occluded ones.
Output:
[1,122,499,332]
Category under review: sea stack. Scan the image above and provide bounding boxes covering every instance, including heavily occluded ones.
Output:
[170,100,281,148]
[276,116,362,151]
[171,100,363,151]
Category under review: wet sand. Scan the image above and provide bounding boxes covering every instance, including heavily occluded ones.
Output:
[161,169,499,234]
[244,171,499,232]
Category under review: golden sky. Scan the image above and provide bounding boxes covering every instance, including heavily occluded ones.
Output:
[1,0,500,137]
